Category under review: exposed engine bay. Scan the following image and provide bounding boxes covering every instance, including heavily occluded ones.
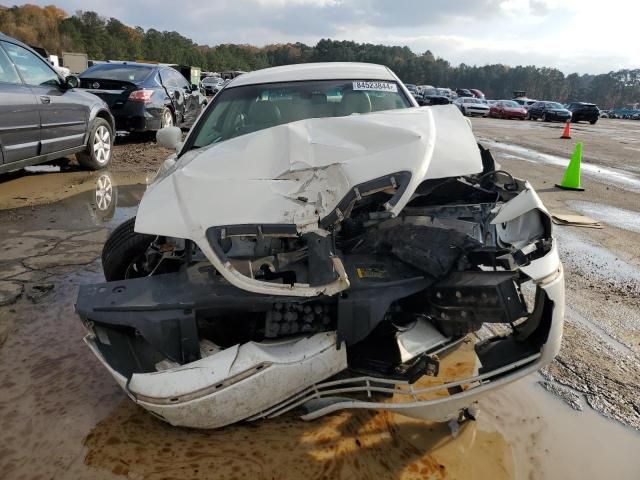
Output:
[75,106,564,429]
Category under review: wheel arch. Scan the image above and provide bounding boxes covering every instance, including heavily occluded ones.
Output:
[86,106,115,144]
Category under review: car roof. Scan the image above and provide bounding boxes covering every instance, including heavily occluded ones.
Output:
[228,62,396,87]
[86,62,159,69]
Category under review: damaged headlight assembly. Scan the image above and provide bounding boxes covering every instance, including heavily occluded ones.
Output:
[75,67,564,429]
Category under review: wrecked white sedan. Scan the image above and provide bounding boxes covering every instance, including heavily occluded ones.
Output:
[75,63,564,429]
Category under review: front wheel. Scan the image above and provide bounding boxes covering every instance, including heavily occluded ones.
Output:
[102,217,156,281]
[590,118,598,125]
[76,118,113,170]
[161,107,175,128]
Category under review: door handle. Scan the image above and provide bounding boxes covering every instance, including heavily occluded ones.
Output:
[40,95,51,104]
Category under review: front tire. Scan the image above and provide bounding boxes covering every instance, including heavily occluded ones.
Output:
[76,118,113,170]
[102,217,155,281]
[590,118,598,125]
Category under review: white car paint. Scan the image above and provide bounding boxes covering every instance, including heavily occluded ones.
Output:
[137,105,482,297]
[454,98,490,116]
[229,62,398,88]
[83,63,564,430]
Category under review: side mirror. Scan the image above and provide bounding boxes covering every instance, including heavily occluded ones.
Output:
[65,75,79,89]
[156,126,183,151]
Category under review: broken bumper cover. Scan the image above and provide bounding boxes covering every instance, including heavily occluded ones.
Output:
[77,249,563,428]
[84,331,348,429]
[278,265,564,424]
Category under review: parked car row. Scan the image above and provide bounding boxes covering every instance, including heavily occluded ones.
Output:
[599,109,640,120]
[487,98,600,124]
[412,85,484,102]
[0,32,209,174]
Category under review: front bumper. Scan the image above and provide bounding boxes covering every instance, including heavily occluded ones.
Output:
[78,249,564,428]
[291,265,564,424]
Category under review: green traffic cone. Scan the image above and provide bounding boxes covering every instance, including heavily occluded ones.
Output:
[556,142,585,191]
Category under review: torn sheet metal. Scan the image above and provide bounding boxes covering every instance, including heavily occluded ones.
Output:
[135,105,482,296]
[137,105,481,236]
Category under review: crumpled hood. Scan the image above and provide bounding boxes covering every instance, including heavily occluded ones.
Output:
[136,104,482,239]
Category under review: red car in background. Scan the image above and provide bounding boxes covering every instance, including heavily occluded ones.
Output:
[489,100,527,119]
[469,88,485,99]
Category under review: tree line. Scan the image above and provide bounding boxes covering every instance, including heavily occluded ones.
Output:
[1,4,639,108]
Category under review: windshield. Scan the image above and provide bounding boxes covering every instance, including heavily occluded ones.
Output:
[423,88,437,95]
[202,77,220,84]
[546,102,564,109]
[81,65,153,82]
[190,79,411,149]
[502,101,519,107]
[464,98,481,104]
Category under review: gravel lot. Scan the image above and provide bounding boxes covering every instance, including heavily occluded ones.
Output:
[0,117,639,479]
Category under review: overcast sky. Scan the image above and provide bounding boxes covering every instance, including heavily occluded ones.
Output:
[23,0,640,74]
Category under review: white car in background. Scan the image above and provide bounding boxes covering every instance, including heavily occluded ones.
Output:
[454,97,491,117]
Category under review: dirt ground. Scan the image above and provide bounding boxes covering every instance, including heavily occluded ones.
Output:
[1,119,639,479]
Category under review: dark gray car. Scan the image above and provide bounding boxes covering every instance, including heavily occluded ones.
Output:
[0,33,115,174]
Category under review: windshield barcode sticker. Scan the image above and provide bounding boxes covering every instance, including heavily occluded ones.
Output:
[353,81,398,93]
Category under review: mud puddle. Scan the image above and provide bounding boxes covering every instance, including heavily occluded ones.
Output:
[480,374,640,479]
[480,139,640,192]
[0,168,151,210]
[566,200,640,234]
[0,173,147,232]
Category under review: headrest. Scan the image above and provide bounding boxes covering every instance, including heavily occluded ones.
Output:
[248,101,281,125]
[340,91,372,115]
